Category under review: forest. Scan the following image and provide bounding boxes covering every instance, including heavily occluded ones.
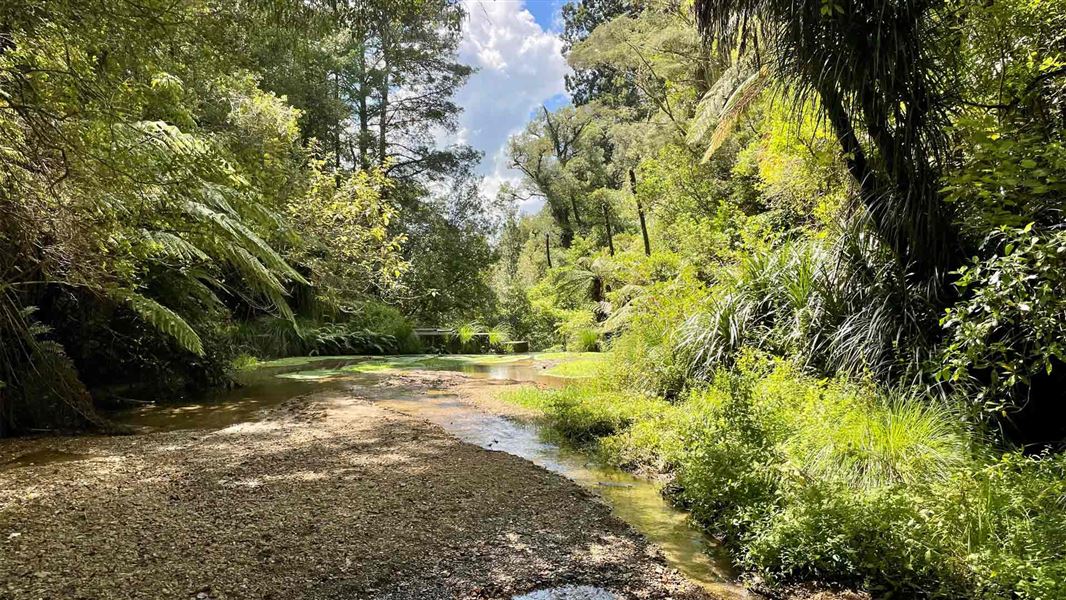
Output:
[1,0,1065,599]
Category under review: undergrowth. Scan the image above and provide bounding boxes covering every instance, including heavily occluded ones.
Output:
[499,352,1066,599]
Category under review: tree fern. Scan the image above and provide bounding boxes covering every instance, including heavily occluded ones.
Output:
[140,230,210,264]
[688,61,769,162]
[181,201,307,285]
[113,290,205,356]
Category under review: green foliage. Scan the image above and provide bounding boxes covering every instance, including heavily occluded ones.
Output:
[116,292,205,357]
[0,0,482,429]
[232,305,416,359]
[500,383,671,444]
[945,116,1066,239]
[504,354,1066,598]
[286,166,408,301]
[695,0,961,280]
[606,270,707,397]
[940,225,1066,413]
[492,0,1066,597]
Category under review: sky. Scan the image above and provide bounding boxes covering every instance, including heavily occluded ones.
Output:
[450,1,572,214]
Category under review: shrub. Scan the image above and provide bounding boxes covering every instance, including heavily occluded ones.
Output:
[499,384,670,444]
[606,270,708,397]
[498,351,1066,598]
[232,301,418,359]
[940,224,1066,414]
[678,224,940,388]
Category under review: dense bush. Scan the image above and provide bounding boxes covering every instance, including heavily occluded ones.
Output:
[488,0,1066,597]
[231,302,419,359]
[502,354,1066,598]
[941,225,1066,414]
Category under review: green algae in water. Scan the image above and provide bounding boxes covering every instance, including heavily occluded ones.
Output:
[253,355,371,369]
[276,368,348,380]
[543,356,606,379]
[419,354,532,366]
[261,351,599,382]
[333,354,518,374]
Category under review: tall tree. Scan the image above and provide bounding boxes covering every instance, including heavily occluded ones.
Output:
[365,0,475,180]
[561,0,643,107]
[509,106,605,248]
[693,0,962,281]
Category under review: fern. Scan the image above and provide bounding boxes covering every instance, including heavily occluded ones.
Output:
[688,58,769,161]
[702,68,769,161]
[114,290,205,356]
[182,200,308,285]
[141,230,210,263]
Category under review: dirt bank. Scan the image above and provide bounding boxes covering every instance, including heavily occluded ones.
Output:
[0,385,709,600]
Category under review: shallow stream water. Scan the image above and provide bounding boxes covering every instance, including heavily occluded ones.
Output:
[9,355,747,599]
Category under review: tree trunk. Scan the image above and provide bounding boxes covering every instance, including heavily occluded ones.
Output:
[333,71,342,169]
[378,21,390,167]
[545,233,553,268]
[549,200,574,249]
[602,201,615,256]
[629,169,651,256]
[356,7,369,170]
[330,0,341,172]
[818,82,957,282]
[570,193,582,229]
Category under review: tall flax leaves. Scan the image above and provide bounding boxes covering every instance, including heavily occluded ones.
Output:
[693,0,961,282]
[679,225,941,385]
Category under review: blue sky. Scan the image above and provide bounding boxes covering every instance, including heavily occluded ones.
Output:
[524,0,566,31]
[449,1,572,212]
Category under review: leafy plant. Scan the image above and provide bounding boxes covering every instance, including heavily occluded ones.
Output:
[940,225,1066,413]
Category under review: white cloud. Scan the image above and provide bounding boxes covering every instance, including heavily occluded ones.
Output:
[451,0,569,213]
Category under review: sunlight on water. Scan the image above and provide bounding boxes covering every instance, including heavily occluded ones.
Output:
[511,585,618,599]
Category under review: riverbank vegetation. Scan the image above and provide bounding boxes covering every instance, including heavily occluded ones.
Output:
[492,0,1066,597]
[2,0,1065,597]
[0,0,503,433]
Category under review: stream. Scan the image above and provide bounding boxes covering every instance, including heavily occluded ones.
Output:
[40,355,747,599]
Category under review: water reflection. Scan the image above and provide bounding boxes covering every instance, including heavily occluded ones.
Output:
[0,449,97,470]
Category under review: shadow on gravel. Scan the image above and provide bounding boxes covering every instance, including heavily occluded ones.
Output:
[0,394,706,600]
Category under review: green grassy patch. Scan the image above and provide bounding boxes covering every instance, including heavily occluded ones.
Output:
[498,383,671,444]
[543,354,607,378]
[534,351,601,361]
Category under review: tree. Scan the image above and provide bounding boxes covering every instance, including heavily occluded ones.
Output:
[568,9,710,138]
[561,0,643,107]
[509,106,605,248]
[693,0,962,282]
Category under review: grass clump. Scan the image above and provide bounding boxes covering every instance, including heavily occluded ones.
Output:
[499,384,671,444]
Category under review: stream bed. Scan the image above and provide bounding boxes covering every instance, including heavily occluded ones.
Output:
[88,355,746,598]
